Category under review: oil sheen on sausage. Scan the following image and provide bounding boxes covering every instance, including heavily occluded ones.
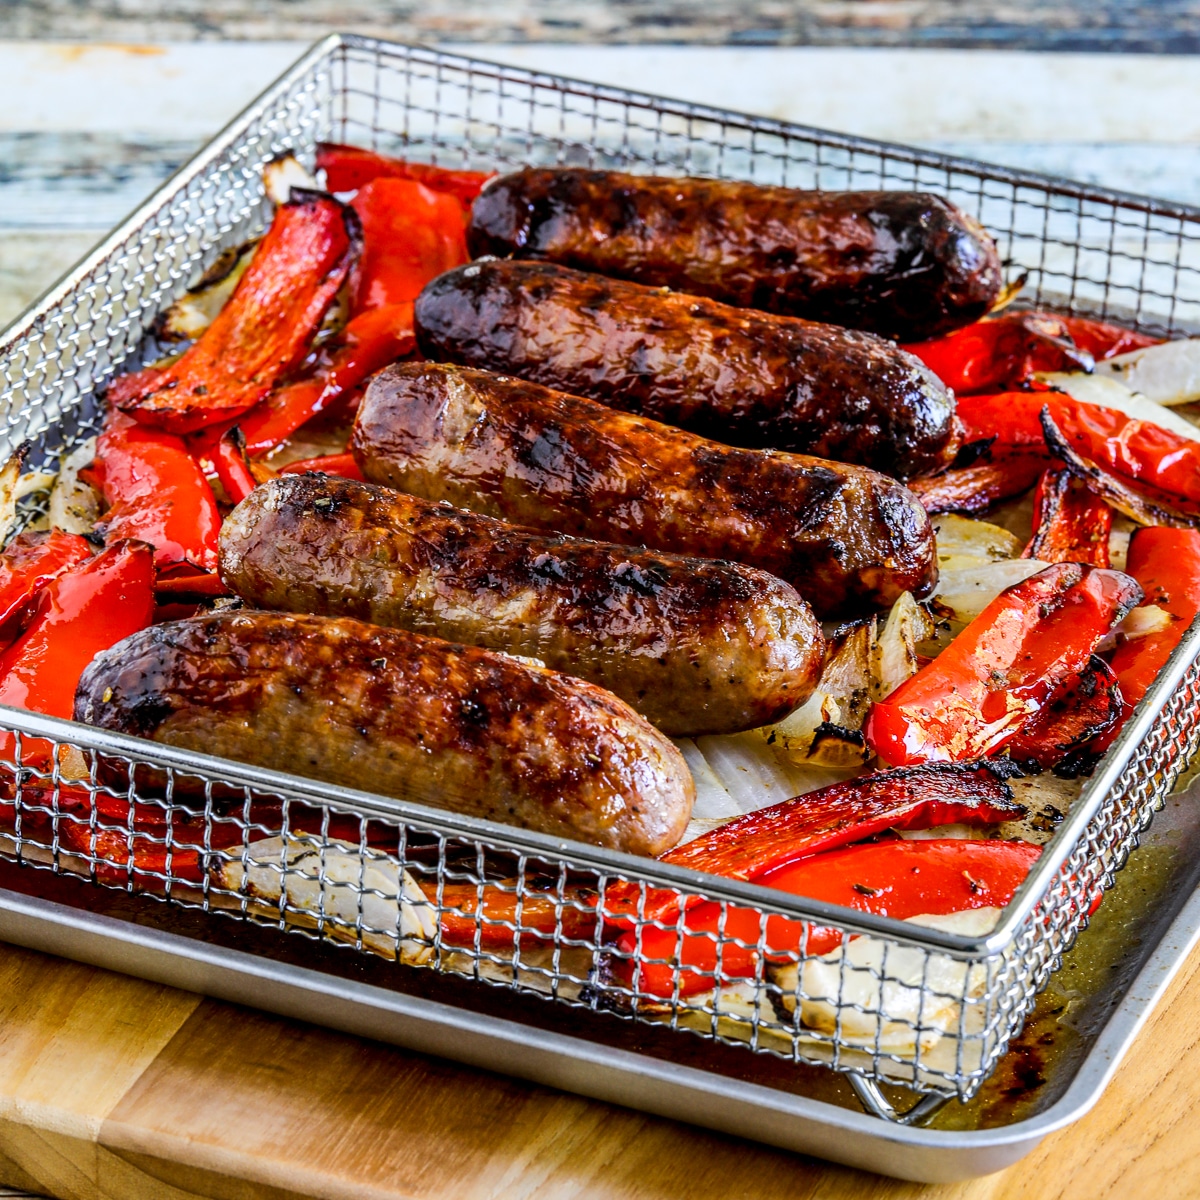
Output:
[74,611,694,855]
[350,363,937,615]
[219,474,824,736]
[413,259,957,478]
[468,168,1004,341]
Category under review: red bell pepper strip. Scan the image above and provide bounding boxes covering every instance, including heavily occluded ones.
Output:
[188,183,437,462]
[316,142,495,206]
[277,454,364,480]
[246,303,413,453]
[904,312,1159,396]
[153,564,232,598]
[107,193,356,434]
[59,799,248,887]
[1004,655,1123,773]
[437,881,599,951]
[960,391,1200,508]
[192,302,416,462]
[0,530,93,644]
[864,562,1142,767]
[349,178,469,311]
[903,311,1093,395]
[0,539,155,765]
[1059,316,1160,361]
[618,839,1040,999]
[1022,468,1113,566]
[213,427,258,506]
[1039,409,1200,529]
[89,411,221,570]
[908,453,1046,515]
[1093,528,1200,754]
[602,762,1023,927]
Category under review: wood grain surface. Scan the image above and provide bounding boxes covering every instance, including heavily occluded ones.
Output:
[1,0,1198,52]
[0,934,1197,1200]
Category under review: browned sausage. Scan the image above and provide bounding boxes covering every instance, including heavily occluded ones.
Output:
[413,260,956,478]
[219,474,824,737]
[468,168,1003,341]
[74,611,694,856]
[350,363,936,615]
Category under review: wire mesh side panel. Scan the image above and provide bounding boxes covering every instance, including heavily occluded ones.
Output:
[0,52,335,474]
[0,36,1197,1102]
[0,716,1016,1098]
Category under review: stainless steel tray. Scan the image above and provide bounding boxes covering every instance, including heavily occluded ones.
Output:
[2,33,1200,1182]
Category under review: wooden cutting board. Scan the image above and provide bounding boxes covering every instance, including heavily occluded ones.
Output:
[0,933,1197,1200]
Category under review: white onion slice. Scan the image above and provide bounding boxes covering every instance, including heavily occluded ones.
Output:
[933,560,1051,624]
[1093,338,1200,406]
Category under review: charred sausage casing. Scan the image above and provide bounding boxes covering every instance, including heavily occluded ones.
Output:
[468,168,1004,342]
[74,611,694,856]
[219,474,824,737]
[413,259,957,479]
[350,363,937,615]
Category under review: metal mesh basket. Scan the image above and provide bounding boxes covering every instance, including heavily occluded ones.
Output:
[2,34,1200,1113]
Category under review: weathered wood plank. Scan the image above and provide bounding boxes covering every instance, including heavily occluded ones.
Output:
[0,1,1198,52]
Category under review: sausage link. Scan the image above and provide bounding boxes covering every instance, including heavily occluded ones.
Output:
[74,611,694,856]
[219,474,824,736]
[413,259,956,478]
[468,169,1003,341]
[350,363,936,616]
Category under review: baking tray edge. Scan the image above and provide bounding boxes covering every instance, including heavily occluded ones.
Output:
[0,877,1196,1184]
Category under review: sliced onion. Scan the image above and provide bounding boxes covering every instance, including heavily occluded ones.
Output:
[1094,338,1200,407]
[47,437,100,535]
[933,560,1051,624]
[673,738,740,820]
[693,731,851,814]
[263,152,319,205]
[933,513,1023,571]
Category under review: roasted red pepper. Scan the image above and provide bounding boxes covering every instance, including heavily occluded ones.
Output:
[903,311,1092,394]
[213,426,258,506]
[107,193,356,434]
[89,411,221,570]
[959,391,1200,508]
[1059,316,1160,361]
[350,178,469,311]
[908,454,1046,515]
[187,182,439,462]
[316,142,495,206]
[59,797,247,887]
[1040,408,1200,529]
[602,762,1023,926]
[0,530,93,644]
[277,454,364,480]
[437,881,599,951]
[153,564,232,598]
[864,562,1142,766]
[1004,655,1123,773]
[1023,468,1113,565]
[230,303,416,457]
[0,539,155,765]
[1093,528,1200,753]
[905,311,1159,395]
[618,839,1040,998]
